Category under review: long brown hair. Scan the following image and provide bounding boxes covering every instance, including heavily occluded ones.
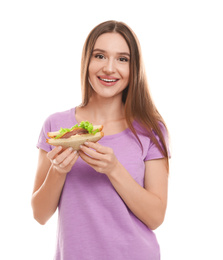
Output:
[80,20,169,169]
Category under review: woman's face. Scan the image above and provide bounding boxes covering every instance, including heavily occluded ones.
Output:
[88,32,130,101]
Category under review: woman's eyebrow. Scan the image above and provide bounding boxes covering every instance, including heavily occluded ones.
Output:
[119,52,130,57]
[92,48,106,53]
[92,48,130,56]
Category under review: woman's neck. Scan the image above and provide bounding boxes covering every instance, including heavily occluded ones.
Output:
[77,97,126,128]
[81,97,124,123]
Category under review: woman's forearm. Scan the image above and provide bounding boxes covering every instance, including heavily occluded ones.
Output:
[31,166,67,225]
[107,162,166,230]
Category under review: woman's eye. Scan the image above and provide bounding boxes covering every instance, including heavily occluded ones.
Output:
[119,57,129,62]
[95,54,105,59]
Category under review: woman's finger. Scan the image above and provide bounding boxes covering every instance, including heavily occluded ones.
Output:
[79,144,102,160]
[59,151,78,168]
[52,147,74,165]
[79,150,97,165]
[83,142,112,154]
[47,146,62,160]
[79,150,101,167]
[69,152,79,165]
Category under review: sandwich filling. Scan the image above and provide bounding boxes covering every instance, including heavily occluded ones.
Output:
[54,121,100,139]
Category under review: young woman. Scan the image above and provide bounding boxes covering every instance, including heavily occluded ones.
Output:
[32,20,170,260]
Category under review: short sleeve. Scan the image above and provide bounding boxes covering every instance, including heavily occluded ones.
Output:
[36,116,52,152]
[145,124,170,161]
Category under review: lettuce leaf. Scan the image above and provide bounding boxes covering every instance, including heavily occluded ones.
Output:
[54,121,99,139]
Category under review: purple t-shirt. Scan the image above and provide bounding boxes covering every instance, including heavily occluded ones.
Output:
[37,107,167,260]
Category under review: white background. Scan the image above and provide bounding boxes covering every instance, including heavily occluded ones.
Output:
[1,0,223,259]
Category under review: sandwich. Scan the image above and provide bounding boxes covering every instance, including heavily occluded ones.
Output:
[46,121,104,150]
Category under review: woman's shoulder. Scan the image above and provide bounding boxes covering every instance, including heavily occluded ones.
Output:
[47,107,75,120]
[133,120,168,136]
[131,120,169,149]
[43,107,76,131]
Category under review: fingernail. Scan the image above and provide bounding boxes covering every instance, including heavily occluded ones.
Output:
[58,146,62,150]
[68,147,73,151]
[53,159,58,164]
[84,142,89,146]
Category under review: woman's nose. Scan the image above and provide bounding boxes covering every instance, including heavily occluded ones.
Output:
[102,58,115,74]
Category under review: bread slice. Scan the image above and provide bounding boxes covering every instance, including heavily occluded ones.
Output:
[46,131,104,150]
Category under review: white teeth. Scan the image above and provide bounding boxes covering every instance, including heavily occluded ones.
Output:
[100,77,117,82]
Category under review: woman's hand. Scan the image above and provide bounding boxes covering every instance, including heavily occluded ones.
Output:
[79,142,119,175]
[47,146,79,175]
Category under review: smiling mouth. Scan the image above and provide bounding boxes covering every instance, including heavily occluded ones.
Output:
[98,77,119,83]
